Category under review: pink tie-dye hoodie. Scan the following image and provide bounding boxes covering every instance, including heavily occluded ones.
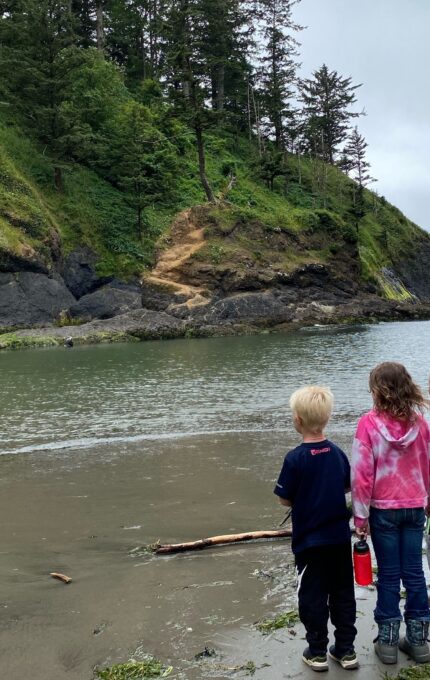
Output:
[351,410,430,528]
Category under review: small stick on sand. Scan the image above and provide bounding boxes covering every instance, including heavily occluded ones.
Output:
[50,572,72,584]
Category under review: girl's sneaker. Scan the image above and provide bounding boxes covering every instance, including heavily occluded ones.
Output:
[302,647,329,672]
[329,645,359,670]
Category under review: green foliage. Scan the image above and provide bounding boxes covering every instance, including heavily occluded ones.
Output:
[57,48,128,164]
[95,658,172,680]
[101,100,179,237]
[256,610,300,634]
[208,244,227,264]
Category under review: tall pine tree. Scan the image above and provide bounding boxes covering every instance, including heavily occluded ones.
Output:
[0,0,78,186]
[164,0,215,201]
[300,64,362,164]
[342,126,374,217]
[256,0,302,149]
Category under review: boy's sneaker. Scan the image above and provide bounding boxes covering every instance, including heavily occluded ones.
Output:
[329,646,359,670]
[302,647,329,672]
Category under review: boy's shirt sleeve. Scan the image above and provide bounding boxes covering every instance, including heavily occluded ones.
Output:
[351,415,374,527]
[274,452,298,501]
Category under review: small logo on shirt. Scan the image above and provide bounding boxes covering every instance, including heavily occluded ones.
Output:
[310,447,331,456]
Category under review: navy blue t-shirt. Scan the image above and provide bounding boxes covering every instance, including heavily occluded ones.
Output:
[274,439,351,554]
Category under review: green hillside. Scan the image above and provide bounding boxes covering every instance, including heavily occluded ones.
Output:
[0,115,427,302]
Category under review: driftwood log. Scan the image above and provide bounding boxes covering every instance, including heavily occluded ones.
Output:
[154,529,292,555]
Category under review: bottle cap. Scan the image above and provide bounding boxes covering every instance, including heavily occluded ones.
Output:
[354,539,369,554]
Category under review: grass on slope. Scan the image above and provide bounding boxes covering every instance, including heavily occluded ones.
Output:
[0,120,154,276]
[0,118,427,300]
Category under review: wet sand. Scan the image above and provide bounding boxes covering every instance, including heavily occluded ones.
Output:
[0,431,418,679]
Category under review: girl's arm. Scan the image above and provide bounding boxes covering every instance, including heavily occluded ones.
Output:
[351,436,374,532]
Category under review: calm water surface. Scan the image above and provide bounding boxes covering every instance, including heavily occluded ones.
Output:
[0,320,429,456]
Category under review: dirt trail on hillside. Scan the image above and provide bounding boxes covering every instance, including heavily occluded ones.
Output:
[145,209,210,309]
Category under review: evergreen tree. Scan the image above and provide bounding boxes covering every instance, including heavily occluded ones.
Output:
[199,0,249,115]
[256,0,302,149]
[342,126,373,188]
[164,0,215,202]
[342,126,374,217]
[102,100,178,237]
[0,0,78,186]
[300,64,362,164]
[58,48,128,164]
[105,0,168,85]
[71,0,95,48]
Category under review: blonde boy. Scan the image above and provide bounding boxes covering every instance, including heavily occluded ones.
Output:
[274,386,357,672]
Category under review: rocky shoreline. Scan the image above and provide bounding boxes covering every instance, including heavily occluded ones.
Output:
[2,285,430,350]
[2,236,430,350]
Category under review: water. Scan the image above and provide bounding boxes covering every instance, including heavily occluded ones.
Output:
[1,320,429,457]
[0,321,429,679]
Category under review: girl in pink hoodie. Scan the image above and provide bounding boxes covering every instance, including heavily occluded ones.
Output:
[351,362,430,666]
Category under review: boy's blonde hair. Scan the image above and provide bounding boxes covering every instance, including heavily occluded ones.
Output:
[289,385,333,432]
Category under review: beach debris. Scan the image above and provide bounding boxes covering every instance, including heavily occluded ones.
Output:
[383,664,430,679]
[197,660,259,676]
[93,622,108,636]
[279,510,292,527]
[149,529,292,555]
[50,572,72,584]
[242,661,256,676]
[256,610,300,634]
[194,647,216,660]
[95,658,172,679]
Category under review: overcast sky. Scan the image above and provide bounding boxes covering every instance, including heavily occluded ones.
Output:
[293,0,430,231]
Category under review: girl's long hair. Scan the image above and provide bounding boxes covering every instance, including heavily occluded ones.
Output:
[369,362,427,422]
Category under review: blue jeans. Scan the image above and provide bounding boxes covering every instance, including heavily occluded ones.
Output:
[369,507,430,623]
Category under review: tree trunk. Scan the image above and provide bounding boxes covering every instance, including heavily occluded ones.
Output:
[188,61,215,203]
[211,69,217,109]
[137,204,142,239]
[54,166,63,191]
[154,529,292,554]
[182,80,190,98]
[216,63,225,111]
[247,80,252,141]
[195,120,215,203]
[96,2,105,51]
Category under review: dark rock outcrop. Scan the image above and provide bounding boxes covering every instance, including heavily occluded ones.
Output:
[62,247,107,299]
[0,272,75,328]
[15,308,185,341]
[394,236,430,301]
[69,284,142,321]
[0,248,49,274]
[190,291,294,326]
[141,282,188,312]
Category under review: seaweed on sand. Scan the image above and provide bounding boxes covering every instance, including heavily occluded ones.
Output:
[256,610,300,634]
[383,666,430,679]
[95,658,172,679]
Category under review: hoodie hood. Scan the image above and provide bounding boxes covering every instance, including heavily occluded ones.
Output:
[369,411,420,449]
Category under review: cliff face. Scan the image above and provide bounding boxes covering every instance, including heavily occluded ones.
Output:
[1,120,430,338]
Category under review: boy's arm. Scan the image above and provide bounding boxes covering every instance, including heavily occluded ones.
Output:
[278,497,292,507]
[341,450,351,492]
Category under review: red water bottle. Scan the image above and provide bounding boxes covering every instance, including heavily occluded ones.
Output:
[353,539,373,586]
